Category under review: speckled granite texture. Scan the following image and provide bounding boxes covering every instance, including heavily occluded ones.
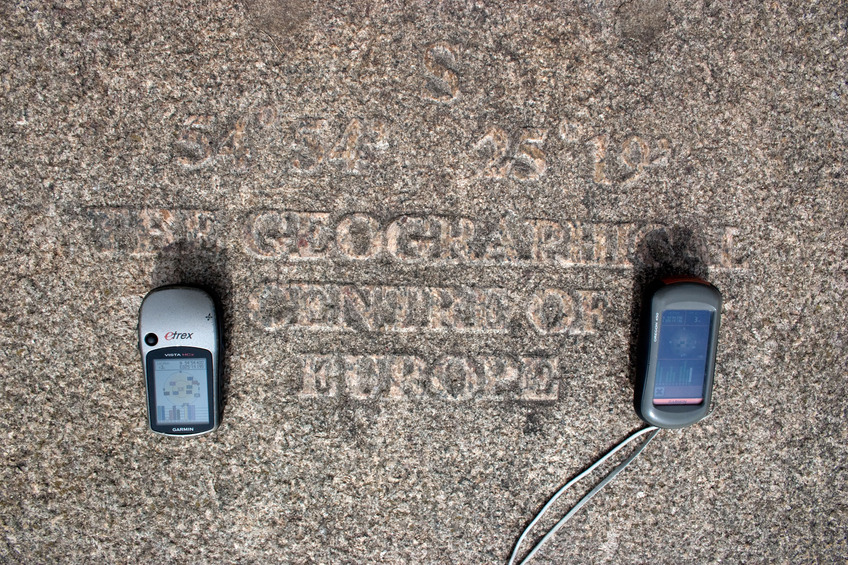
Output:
[1,1,846,563]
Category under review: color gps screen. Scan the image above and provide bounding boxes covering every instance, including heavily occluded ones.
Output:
[153,357,211,425]
[653,309,713,406]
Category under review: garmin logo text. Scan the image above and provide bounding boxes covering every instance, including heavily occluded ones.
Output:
[164,331,194,340]
[172,427,194,432]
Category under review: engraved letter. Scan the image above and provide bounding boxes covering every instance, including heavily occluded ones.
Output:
[520,358,559,401]
[336,213,382,259]
[299,355,340,397]
[527,289,577,334]
[575,290,607,334]
[423,42,460,102]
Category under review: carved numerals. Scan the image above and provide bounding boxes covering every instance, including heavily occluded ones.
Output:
[470,123,670,185]
[174,115,215,169]
[170,39,676,186]
[589,134,671,185]
[174,107,388,175]
[291,117,327,172]
[174,106,279,172]
[291,117,388,174]
[512,129,548,180]
[473,127,548,181]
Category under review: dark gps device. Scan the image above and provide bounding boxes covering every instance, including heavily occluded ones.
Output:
[636,277,722,429]
[138,286,222,437]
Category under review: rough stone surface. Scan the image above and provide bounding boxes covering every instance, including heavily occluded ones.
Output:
[1,0,846,563]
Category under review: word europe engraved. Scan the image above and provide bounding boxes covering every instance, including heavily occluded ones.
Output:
[299,355,559,402]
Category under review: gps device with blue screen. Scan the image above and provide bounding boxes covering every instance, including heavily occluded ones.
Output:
[138,286,222,437]
[636,277,722,428]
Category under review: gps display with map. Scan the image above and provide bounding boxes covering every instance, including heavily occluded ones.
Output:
[138,286,222,437]
[636,279,722,429]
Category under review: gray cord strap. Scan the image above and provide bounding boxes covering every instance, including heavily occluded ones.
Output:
[509,426,661,565]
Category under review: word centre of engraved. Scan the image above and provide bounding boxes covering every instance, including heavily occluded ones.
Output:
[250,283,606,335]
[299,355,560,402]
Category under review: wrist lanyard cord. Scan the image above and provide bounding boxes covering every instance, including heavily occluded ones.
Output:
[509,426,662,565]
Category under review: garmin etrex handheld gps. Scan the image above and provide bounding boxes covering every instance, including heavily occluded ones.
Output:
[138,286,222,437]
[636,277,722,429]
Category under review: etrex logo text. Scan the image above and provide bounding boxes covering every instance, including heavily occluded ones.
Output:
[164,331,194,340]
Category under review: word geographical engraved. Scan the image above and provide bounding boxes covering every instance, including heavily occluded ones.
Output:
[89,207,747,403]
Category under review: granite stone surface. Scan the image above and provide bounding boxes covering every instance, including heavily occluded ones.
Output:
[1,0,846,563]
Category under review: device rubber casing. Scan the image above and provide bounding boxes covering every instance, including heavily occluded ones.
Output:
[138,286,221,437]
[635,278,722,429]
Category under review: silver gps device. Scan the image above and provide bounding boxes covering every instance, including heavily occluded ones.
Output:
[138,285,222,436]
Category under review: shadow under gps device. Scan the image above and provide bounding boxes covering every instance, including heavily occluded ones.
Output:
[636,277,722,429]
[138,285,222,437]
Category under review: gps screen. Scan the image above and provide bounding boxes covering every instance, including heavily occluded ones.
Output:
[153,357,211,425]
[653,309,713,406]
